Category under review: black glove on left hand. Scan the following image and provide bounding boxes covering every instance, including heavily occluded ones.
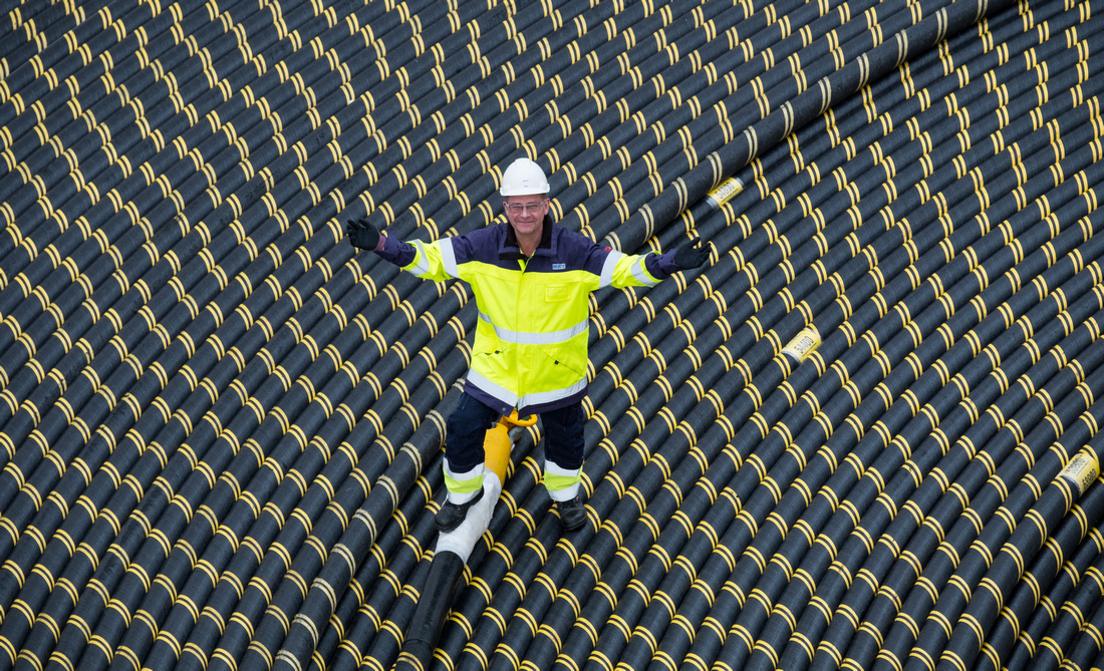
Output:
[672,240,710,269]
[346,217,381,251]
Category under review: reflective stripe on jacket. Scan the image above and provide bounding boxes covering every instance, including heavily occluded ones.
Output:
[377,221,673,414]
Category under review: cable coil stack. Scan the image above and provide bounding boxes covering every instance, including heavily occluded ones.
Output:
[0,1,1102,670]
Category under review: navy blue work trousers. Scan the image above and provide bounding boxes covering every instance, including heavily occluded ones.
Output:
[445,392,585,472]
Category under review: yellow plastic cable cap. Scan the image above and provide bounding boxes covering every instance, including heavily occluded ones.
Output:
[782,326,821,362]
[1059,450,1100,496]
[706,176,744,209]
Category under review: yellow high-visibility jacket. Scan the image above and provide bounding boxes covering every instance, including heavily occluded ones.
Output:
[376,221,674,414]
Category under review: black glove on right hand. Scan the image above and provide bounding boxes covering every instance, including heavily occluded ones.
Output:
[672,240,710,269]
[346,217,381,251]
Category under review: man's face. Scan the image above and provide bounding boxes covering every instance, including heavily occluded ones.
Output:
[503,195,549,238]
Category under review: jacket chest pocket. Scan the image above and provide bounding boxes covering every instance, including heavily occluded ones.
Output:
[544,285,571,302]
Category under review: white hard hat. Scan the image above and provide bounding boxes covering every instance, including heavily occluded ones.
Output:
[499,157,550,196]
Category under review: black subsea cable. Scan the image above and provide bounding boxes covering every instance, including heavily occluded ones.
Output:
[653,84,1104,671]
[1055,580,1104,671]
[328,5,1104,671]
[613,0,1017,256]
[571,0,952,248]
[256,0,869,662]
[665,0,1085,257]
[983,492,1104,671]
[751,219,1104,671]
[680,30,1104,662]
[93,324,452,669]
[347,0,696,228]
[733,83,1104,671]
[939,433,1104,671]
[631,178,1104,671]
[182,434,444,671]
[664,217,1104,671]
[48,331,465,671]
[2,239,357,664]
[1026,550,1104,671]
[741,18,1104,666]
[2,2,1102,671]
[0,0,474,518]
[0,0,470,366]
[582,112,1081,666]
[823,346,1104,670]
[0,1,348,446]
[0,1,273,278]
[808,313,1104,671]
[326,465,447,671]
[0,2,501,653]
[588,6,1099,427]
[0,2,167,152]
[0,2,266,195]
[797,279,1104,671]
[0,2,84,67]
[408,0,853,240]
[834,98,1104,671]
[0,0,435,389]
[0,43,364,534]
[869,394,1104,671]
[189,26,949,631]
[529,69,1099,671]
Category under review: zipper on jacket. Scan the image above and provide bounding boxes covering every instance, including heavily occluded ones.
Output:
[514,257,526,408]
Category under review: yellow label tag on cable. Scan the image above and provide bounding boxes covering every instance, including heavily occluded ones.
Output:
[782,327,820,362]
[706,177,744,208]
[1060,451,1100,496]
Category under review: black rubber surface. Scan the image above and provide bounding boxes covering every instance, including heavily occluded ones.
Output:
[1,2,1103,671]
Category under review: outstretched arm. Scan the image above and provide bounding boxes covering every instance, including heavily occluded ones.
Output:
[587,238,711,289]
[346,217,463,282]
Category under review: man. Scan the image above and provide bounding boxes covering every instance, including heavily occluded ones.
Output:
[347,157,709,532]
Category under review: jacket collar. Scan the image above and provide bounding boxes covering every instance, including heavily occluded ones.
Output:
[500,217,555,259]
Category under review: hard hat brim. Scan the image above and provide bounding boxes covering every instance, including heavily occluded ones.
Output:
[499,185,551,197]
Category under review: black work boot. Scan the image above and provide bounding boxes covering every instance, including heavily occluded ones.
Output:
[435,489,484,532]
[556,494,586,531]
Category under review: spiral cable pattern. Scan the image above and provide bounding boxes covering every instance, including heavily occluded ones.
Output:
[2,2,1104,671]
